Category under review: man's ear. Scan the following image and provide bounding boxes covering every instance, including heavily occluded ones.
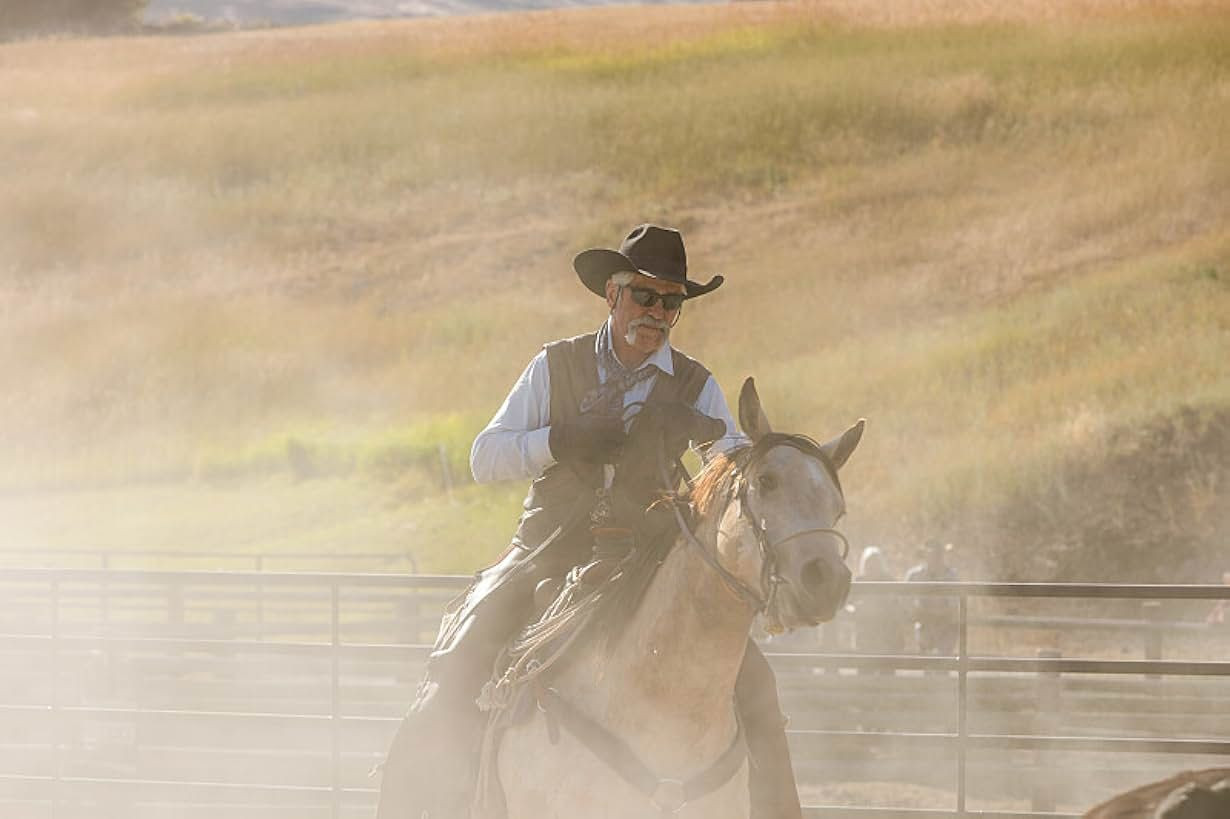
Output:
[605,278,619,311]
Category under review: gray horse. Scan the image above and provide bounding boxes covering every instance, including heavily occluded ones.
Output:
[482,378,863,819]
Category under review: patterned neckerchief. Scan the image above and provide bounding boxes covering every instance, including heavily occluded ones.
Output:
[578,323,662,415]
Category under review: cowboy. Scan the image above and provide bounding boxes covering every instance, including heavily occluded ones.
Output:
[376,224,805,819]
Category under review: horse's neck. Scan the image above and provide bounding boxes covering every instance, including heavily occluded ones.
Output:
[557,510,753,767]
[612,529,754,707]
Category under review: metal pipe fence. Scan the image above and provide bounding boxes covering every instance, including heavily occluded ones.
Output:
[0,570,1227,818]
[0,551,421,572]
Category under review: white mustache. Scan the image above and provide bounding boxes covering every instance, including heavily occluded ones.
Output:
[626,316,671,345]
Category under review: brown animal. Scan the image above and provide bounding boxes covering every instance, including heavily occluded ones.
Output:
[1084,769,1230,819]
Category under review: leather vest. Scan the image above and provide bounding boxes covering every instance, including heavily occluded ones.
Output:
[511,331,711,553]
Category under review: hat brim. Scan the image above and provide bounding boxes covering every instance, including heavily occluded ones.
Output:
[573,248,723,300]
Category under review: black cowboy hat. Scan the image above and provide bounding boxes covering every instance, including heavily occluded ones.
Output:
[573,224,724,300]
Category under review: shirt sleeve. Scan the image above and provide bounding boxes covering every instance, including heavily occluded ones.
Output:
[470,351,555,483]
[693,375,749,457]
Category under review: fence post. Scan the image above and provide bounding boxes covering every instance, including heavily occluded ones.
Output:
[437,443,455,502]
[51,578,61,819]
[1032,649,1062,812]
[1142,600,1163,680]
[101,553,111,630]
[168,582,185,632]
[957,594,967,817]
[331,583,342,819]
[256,555,266,642]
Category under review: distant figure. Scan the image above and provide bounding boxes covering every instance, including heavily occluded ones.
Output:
[852,546,905,667]
[905,539,959,656]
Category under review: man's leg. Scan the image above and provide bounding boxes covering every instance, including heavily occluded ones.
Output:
[376,550,536,819]
[736,640,804,819]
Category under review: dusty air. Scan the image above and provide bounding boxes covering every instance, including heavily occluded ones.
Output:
[2,0,1228,817]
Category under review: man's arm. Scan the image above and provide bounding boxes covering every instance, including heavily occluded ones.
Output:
[693,375,749,456]
[469,351,554,483]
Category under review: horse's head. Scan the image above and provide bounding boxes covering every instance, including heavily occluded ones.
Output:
[711,378,863,631]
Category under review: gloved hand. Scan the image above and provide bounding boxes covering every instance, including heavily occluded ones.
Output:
[548,414,625,465]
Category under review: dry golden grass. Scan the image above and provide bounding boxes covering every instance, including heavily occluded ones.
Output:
[1,0,1227,573]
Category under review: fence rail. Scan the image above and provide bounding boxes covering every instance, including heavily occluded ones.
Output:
[1,570,1228,818]
[0,550,421,572]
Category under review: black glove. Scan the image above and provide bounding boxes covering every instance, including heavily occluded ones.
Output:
[548,414,625,465]
[631,402,727,463]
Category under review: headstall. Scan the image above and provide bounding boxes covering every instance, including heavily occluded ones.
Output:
[661,433,850,628]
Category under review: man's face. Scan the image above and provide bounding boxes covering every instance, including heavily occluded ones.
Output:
[605,272,686,359]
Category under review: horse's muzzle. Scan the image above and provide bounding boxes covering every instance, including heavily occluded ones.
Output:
[778,552,852,627]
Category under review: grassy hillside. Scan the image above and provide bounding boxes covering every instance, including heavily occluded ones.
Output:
[2,1,1227,578]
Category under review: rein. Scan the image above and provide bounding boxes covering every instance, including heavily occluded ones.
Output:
[660,434,849,625]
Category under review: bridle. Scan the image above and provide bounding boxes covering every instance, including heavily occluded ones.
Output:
[661,433,850,628]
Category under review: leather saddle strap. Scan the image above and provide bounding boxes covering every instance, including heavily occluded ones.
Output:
[538,687,746,813]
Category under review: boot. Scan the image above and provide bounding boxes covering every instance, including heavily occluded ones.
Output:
[375,679,484,819]
[376,567,535,819]
[736,641,804,819]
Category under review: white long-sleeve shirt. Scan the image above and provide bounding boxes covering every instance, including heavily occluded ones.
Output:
[470,321,745,483]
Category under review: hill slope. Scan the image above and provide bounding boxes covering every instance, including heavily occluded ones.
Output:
[144,0,715,27]
[1,0,1227,578]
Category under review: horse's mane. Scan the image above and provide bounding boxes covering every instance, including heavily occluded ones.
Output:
[689,449,743,516]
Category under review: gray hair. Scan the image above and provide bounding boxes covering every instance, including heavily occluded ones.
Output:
[610,271,636,288]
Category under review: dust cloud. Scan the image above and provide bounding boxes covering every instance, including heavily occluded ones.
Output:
[3,0,1229,816]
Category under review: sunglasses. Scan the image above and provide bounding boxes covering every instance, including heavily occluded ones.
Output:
[626,286,685,311]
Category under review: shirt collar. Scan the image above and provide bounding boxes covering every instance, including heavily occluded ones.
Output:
[597,318,675,376]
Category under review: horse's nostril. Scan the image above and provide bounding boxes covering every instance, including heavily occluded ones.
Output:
[800,559,828,596]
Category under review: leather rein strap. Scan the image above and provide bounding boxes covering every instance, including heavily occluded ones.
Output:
[537,686,746,815]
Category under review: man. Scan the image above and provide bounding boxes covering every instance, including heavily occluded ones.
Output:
[376,224,804,819]
[905,539,959,656]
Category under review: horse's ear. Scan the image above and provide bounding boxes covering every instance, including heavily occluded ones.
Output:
[738,377,773,443]
[820,418,865,470]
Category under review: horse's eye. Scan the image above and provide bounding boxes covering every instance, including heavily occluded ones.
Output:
[757,473,778,493]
